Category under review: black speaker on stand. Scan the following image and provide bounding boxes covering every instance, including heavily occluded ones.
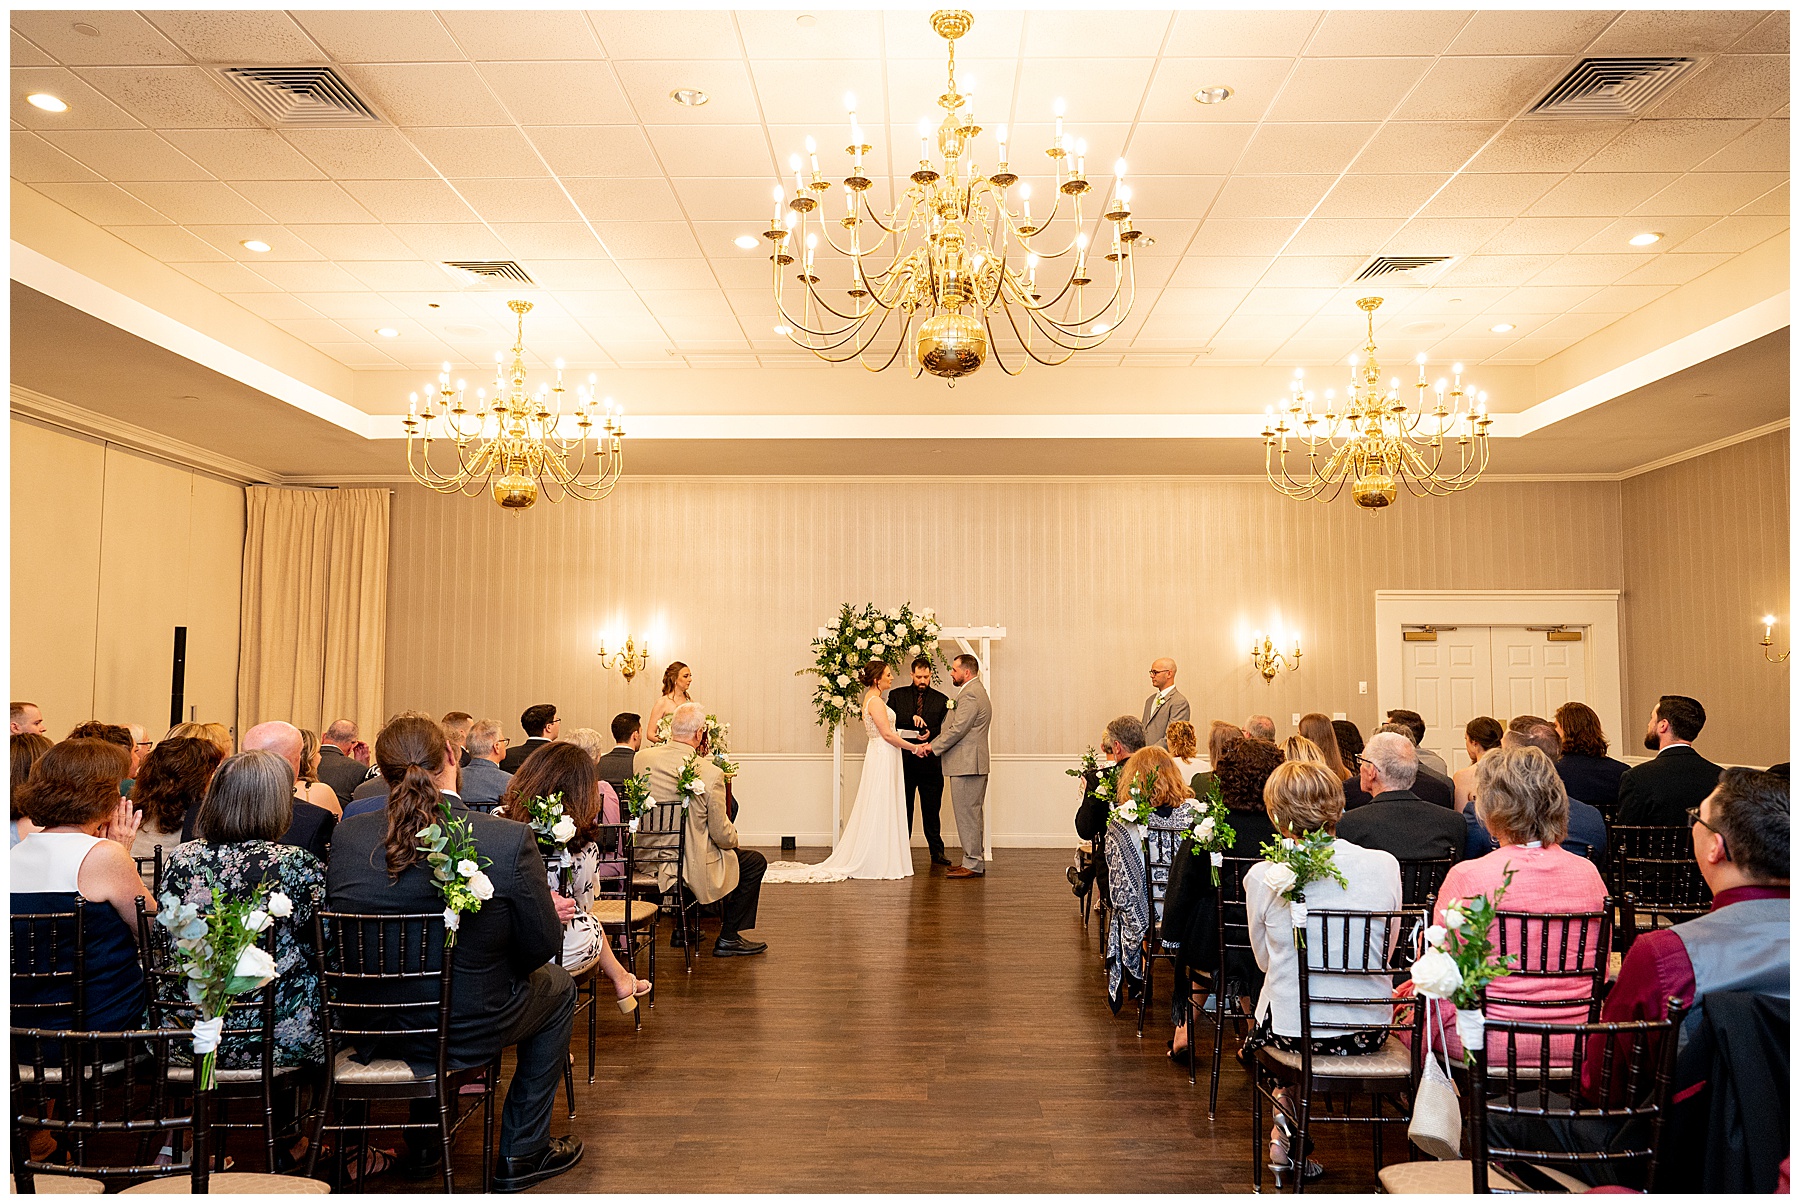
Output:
[169,626,188,730]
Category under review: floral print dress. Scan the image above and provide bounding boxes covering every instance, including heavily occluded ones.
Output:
[159,839,327,1068]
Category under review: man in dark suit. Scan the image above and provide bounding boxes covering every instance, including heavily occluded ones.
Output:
[500,704,559,774]
[1069,715,1147,896]
[595,713,641,799]
[326,749,580,1192]
[1618,695,1725,826]
[1378,717,1457,807]
[316,719,373,808]
[890,657,952,866]
[460,718,512,810]
[442,711,474,769]
[1337,730,1466,862]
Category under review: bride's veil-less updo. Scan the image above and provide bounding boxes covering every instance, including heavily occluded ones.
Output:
[859,659,889,689]
[660,661,688,698]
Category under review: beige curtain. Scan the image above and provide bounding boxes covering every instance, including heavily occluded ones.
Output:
[237,487,388,741]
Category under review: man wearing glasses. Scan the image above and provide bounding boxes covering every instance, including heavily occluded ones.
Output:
[1140,658,1189,749]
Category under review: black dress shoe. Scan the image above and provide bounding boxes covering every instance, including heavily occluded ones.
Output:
[493,1136,583,1193]
[399,1142,445,1181]
[930,852,952,866]
[710,935,768,957]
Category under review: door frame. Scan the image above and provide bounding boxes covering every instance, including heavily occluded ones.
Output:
[1374,590,1625,753]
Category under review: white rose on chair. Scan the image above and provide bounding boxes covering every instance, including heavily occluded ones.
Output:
[266,891,293,918]
[229,943,278,991]
[242,908,272,933]
[551,816,577,844]
[687,779,705,795]
[1409,948,1464,1000]
[1262,862,1298,898]
[1195,816,1216,841]
[457,858,480,878]
[467,870,495,902]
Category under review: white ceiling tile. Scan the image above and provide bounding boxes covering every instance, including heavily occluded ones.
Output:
[110,225,231,263]
[160,129,324,181]
[228,180,375,224]
[882,56,1014,129]
[313,343,403,368]
[617,259,720,289]
[1119,123,1256,175]
[1210,175,1337,219]
[1150,286,1251,315]
[1732,12,1790,52]
[73,65,259,128]
[589,220,701,259]
[1464,120,1628,173]
[1650,55,1790,121]
[1014,57,1157,125]
[1583,118,1758,172]
[1446,313,1553,340]
[341,261,460,292]
[1736,180,1786,215]
[1525,173,1680,217]
[526,259,630,290]
[736,9,883,59]
[451,178,582,223]
[390,223,511,260]
[526,125,660,177]
[693,221,781,258]
[1480,216,1614,255]
[1444,10,1616,55]
[13,30,56,65]
[40,129,210,180]
[492,222,610,259]
[1236,122,1377,175]
[1589,10,1767,56]
[1351,121,1503,173]
[1568,284,1678,314]
[10,66,143,129]
[1213,313,1307,342]
[1236,287,1336,316]
[172,259,280,289]
[1305,10,1472,56]
[1116,176,1224,222]
[33,180,169,225]
[556,291,653,320]
[1138,57,1295,124]
[1020,10,1171,58]
[1669,215,1789,254]
[1569,215,1717,254]
[340,63,513,127]
[612,59,762,125]
[648,124,776,178]
[187,224,324,261]
[580,313,671,341]
[1312,174,1445,219]
[671,176,786,223]
[1405,289,1510,314]
[1166,258,1272,288]
[1437,254,1560,287]
[1284,218,1406,256]
[403,126,548,179]
[1269,58,1431,123]
[1191,338,1282,362]
[12,132,104,182]
[1120,218,1197,257]
[12,11,188,65]
[1524,255,1642,287]
[753,58,888,126]
[1417,173,1561,219]
[223,292,323,320]
[1187,218,1304,256]
[119,179,267,223]
[1394,56,1566,121]
[141,11,326,65]
[290,293,408,321]
[282,128,436,179]
[1530,312,1620,342]
[587,10,742,60]
[1699,119,1789,172]
[270,317,356,342]
[1617,251,1734,286]
[567,176,685,222]
[478,61,636,126]
[338,179,478,223]
[284,223,418,260]
[438,10,605,60]
[1164,11,1321,57]
[290,11,462,62]
[993,121,1129,178]
[1633,172,1787,216]
[1120,256,1178,288]
[722,288,775,318]
[1257,256,1364,287]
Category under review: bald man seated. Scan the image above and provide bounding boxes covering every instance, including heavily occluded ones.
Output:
[1142,658,1191,749]
[182,720,337,861]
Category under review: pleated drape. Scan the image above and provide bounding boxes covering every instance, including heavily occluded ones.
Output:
[236,487,388,740]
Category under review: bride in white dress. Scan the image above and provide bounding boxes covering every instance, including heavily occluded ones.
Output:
[765,659,926,883]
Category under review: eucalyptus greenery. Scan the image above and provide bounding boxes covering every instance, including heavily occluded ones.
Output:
[800,602,943,737]
[154,881,285,1090]
[1257,828,1348,948]
[620,771,655,829]
[417,800,493,947]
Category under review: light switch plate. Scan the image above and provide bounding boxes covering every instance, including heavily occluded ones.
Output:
[1333,712,1346,721]
[1358,681,1368,694]
[1291,713,1301,726]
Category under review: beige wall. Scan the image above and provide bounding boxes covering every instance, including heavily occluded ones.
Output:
[11,417,245,741]
[1622,431,1790,768]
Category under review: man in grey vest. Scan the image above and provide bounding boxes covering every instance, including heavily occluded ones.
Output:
[920,653,992,879]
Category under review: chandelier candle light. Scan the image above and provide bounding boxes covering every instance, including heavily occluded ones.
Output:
[1263,297,1493,510]
[403,300,625,511]
[764,9,1140,380]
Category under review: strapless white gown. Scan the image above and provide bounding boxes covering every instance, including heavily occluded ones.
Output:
[764,702,915,883]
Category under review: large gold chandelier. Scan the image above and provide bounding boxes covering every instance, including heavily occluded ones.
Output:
[1263,297,1493,510]
[403,300,624,511]
[765,9,1140,380]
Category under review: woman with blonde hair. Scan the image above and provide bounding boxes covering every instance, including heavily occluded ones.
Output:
[1165,720,1207,794]
[1297,713,1350,782]
[644,662,693,745]
[1282,734,1326,764]
[1102,746,1197,1014]
[166,721,234,760]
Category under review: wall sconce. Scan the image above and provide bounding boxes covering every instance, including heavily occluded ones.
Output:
[598,634,652,682]
[1760,615,1789,663]
[1250,629,1301,683]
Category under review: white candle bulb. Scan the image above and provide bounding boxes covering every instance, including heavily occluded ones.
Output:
[844,91,856,112]
[1114,157,1127,179]
[1019,182,1031,201]
[1054,99,1065,147]
[805,134,819,173]
[806,231,818,250]
[996,124,1008,160]
[1118,184,1131,203]
[442,361,452,373]
[1076,232,1088,250]
[918,116,931,160]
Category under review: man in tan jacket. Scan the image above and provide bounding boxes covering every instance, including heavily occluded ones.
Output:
[634,702,768,958]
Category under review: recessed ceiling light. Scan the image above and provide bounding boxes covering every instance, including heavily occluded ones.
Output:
[796,13,817,27]
[72,21,100,37]
[1490,323,1516,333]
[376,327,399,338]
[669,88,709,107]
[734,234,759,250]
[1629,231,1663,246]
[1193,86,1234,105]
[773,324,792,335]
[240,239,271,253]
[26,93,67,113]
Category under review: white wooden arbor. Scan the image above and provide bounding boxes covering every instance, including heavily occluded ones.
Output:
[817,625,1006,863]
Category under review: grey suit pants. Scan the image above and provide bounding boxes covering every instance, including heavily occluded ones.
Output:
[949,773,988,871]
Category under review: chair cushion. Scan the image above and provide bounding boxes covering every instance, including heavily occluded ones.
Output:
[331,1048,423,1084]
[588,899,657,927]
[10,1174,105,1194]
[1260,1037,1413,1079]
[119,1171,332,1194]
[166,1064,301,1083]
[1378,1159,1591,1193]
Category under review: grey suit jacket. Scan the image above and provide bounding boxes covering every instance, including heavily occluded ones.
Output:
[931,677,992,777]
[460,758,512,806]
[1142,687,1191,747]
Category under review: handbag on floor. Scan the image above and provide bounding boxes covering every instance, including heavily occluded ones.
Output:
[1409,1001,1463,1159]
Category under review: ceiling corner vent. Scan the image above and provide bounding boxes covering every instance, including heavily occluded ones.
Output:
[442,261,537,287]
[217,66,381,126]
[1354,255,1452,285]
[1529,57,1696,118]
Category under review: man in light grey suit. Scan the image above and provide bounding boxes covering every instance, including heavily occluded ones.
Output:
[921,653,992,878]
[460,718,513,809]
[1142,657,1191,748]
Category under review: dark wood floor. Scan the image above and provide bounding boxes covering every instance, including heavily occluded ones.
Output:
[406,848,1401,1193]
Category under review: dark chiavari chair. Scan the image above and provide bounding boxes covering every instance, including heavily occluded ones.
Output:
[1135,823,1183,1038]
[589,821,658,1026]
[133,846,165,899]
[1397,858,1455,911]
[633,801,698,972]
[1198,854,1262,1116]
[1608,826,1709,951]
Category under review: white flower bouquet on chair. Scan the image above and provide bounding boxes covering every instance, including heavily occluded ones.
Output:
[1186,775,1236,885]
[154,884,288,1091]
[620,771,655,833]
[1408,866,1518,1063]
[520,790,579,867]
[1256,830,1346,948]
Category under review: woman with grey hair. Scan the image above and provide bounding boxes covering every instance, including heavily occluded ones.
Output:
[560,726,609,763]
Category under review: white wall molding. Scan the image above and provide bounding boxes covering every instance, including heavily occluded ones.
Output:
[1614,418,1790,480]
[11,385,275,487]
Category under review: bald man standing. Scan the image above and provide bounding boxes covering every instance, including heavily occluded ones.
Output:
[1142,658,1190,749]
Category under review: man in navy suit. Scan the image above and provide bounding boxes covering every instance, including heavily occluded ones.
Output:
[1618,695,1725,827]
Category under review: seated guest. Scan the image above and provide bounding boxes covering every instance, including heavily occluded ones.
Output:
[68,722,133,794]
[1387,708,1450,776]
[442,711,474,768]
[1190,720,1244,800]
[1453,716,1503,810]
[12,731,52,845]
[635,702,768,958]
[194,721,335,861]
[1336,731,1466,862]
[500,704,559,773]
[1618,695,1723,827]
[1068,716,1145,896]
[316,720,373,807]
[126,723,153,781]
[1244,714,1277,744]
[1332,719,1364,774]
[168,721,234,760]
[461,718,513,809]
[498,742,649,1006]
[1283,734,1326,764]
[11,738,151,1031]
[129,736,223,886]
[1378,715,1456,807]
[327,715,582,1191]
[162,750,326,1071]
[595,713,641,797]
[1166,721,1207,793]
[1246,760,1402,1186]
[560,726,608,763]
[1101,746,1195,1014]
[295,729,343,817]
[1298,713,1351,786]
[1419,745,1609,1061]
[12,700,47,735]
[1464,725,1608,863]
[1554,701,1630,819]
[341,711,442,818]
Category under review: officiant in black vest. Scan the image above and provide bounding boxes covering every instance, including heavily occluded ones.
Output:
[890,656,952,867]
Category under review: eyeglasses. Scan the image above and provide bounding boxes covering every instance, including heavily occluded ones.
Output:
[1686,806,1731,861]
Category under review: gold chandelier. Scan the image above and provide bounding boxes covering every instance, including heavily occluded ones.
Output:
[764,9,1140,380]
[1263,297,1493,510]
[403,300,624,511]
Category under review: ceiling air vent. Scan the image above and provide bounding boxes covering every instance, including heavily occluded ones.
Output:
[1354,255,1452,284]
[217,66,381,126]
[1529,57,1696,118]
[442,261,537,287]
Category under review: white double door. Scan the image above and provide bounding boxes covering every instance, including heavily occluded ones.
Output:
[1401,626,1589,770]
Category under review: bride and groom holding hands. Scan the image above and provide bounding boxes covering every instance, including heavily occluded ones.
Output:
[765,653,992,883]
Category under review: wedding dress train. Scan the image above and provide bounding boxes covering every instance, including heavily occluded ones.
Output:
[764,701,915,883]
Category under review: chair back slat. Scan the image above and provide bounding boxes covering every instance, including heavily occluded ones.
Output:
[1398,858,1455,910]
[1487,904,1612,1018]
[10,901,88,1032]
[313,911,454,1083]
[1294,908,1430,1045]
[1609,825,1709,910]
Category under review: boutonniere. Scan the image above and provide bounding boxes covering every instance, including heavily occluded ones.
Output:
[946,698,957,711]
[1257,829,1347,948]
[1150,692,1169,715]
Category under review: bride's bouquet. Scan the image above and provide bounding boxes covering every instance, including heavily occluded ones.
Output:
[801,602,942,737]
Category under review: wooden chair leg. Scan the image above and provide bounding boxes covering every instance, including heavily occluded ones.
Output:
[1251,1059,1265,1194]
[482,1058,499,1195]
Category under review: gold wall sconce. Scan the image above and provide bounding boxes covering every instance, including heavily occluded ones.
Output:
[1251,630,1301,683]
[1761,615,1789,663]
[598,634,651,682]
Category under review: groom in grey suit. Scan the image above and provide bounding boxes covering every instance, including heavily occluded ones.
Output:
[921,653,993,878]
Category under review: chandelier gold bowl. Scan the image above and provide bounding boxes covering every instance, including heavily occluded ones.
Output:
[1263,297,1493,510]
[765,9,1140,380]
[402,300,625,511]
